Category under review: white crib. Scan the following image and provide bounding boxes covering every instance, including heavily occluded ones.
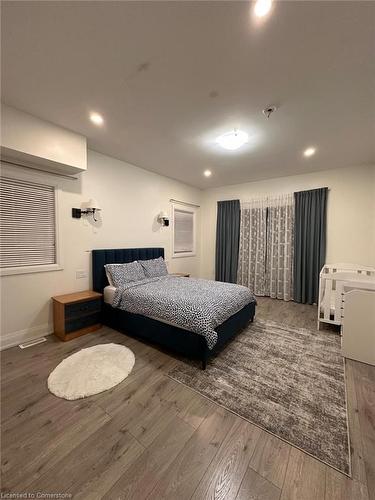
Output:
[317,263,375,329]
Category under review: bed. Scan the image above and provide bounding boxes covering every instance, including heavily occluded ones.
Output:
[92,247,256,369]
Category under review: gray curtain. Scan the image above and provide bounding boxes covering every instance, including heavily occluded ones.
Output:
[215,200,240,283]
[294,187,328,304]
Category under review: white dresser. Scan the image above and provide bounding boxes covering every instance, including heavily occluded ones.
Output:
[341,284,375,366]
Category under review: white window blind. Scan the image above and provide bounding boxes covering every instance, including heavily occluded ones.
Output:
[174,208,195,254]
[0,177,56,269]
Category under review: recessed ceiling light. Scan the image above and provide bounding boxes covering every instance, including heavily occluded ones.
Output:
[254,0,273,18]
[216,130,249,151]
[204,170,212,177]
[89,112,104,126]
[303,147,316,157]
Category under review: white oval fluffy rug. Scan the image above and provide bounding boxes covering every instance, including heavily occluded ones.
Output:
[48,343,135,400]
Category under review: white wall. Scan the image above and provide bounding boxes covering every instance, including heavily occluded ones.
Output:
[200,165,375,279]
[2,146,374,350]
[1,105,87,175]
[0,150,202,349]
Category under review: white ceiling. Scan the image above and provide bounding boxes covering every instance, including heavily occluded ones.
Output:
[2,1,374,188]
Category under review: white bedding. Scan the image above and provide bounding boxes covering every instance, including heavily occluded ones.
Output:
[104,285,116,304]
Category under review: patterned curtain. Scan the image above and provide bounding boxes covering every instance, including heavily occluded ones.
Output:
[237,199,268,295]
[265,195,294,301]
[237,194,294,301]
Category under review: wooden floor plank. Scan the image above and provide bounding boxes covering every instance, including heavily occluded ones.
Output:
[164,381,215,429]
[2,404,110,492]
[362,435,375,500]
[95,363,165,415]
[353,360,375,500]
[2,392,66,446]
[345,359,368,484]
[102,415,195,500]
[280,447,326,500]
[249,431,291,489]
[354,361,375,438]
[149,407,237,500]
[236,467,281,500]
[94,351,175,417]
[122,376,184,447]
[191,419,262,500]
[325,468,369,500]
[1,298,374,500]
[2,397,90,468]
[70,435,143,500]
[26,415,144,495]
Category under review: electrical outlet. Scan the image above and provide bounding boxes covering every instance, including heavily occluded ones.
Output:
[76,270,87,279]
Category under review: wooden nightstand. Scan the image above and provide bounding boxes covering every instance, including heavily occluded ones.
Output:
[52,290,102,341]
[170,272,190,278]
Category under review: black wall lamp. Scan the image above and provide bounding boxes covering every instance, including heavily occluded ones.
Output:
[72,199,101,222]
[157,211,170,227]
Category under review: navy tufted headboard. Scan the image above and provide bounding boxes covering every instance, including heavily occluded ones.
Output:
[92,247,165,292]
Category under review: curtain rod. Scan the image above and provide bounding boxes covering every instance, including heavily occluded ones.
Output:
[219,187,330,204]
[1,159,79,180]
[169,198,200,208]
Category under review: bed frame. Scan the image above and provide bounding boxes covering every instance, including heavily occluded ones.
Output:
[92,247,256,369]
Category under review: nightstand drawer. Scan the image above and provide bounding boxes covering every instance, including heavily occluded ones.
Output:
[52,290,103,341]
[65,299,101,319]
[65,312,101,334]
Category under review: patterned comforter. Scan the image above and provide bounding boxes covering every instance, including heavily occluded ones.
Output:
[112,276,255,349]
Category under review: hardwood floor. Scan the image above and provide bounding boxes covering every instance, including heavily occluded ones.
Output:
[1,297,374,499]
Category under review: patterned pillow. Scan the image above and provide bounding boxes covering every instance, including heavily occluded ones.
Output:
[105,261,146,287]
[139,257,168,278]
[104,264,120,286]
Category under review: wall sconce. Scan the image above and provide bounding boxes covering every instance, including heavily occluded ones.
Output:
[72,198,101,222]
[157,211,169,227]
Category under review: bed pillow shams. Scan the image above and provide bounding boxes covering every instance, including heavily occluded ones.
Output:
[139,257,168,278]
[105,264,118,286]
[105,261,146,287]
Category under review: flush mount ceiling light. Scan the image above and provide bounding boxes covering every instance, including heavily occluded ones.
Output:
[89,112,104,126]
[204,170,212,177]
[216,130,249,151]
[254,0,273,18]
[303,147,317,157]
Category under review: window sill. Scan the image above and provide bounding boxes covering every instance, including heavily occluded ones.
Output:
[172,253,196,259]
[0,264,64,276]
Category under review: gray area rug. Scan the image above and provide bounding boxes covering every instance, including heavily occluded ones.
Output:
[168,319,350,475]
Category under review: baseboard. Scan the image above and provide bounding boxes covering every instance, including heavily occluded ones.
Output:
[0,323,53,351]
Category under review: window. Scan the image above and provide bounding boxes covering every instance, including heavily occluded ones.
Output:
[0,176,60,275]
[172,203,196,258]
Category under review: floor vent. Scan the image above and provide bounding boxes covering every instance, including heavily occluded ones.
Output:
[19,337,47,349]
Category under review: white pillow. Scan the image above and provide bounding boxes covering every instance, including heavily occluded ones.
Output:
[105,263,121,287]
